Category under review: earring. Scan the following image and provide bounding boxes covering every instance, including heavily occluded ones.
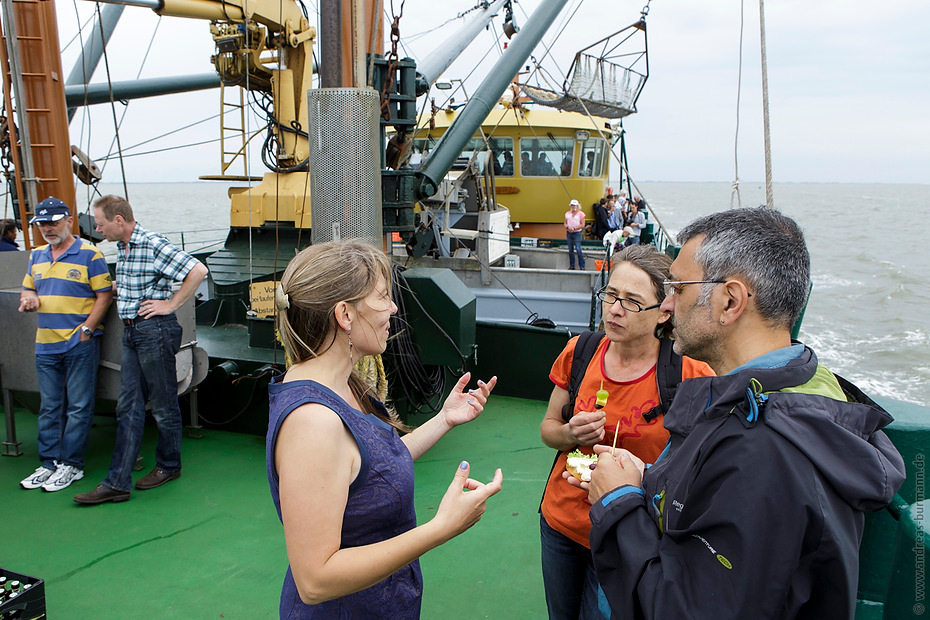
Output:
[347,329,354,364]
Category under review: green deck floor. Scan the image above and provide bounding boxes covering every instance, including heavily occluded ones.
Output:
[1,395,553,619]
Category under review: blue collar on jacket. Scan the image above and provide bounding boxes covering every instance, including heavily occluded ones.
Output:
[727,344,805,375]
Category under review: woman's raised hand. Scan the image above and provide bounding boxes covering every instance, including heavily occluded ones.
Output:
[432,461,503,542]
[441,373,498,428]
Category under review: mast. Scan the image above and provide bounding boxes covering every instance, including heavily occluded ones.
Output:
[759,0,774,208]
[0,0,76,248]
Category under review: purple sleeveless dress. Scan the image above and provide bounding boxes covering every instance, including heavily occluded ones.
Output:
[266,377,422,619]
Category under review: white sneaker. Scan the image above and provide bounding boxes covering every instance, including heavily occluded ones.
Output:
[20,465,56,490]
[41,464,84,492]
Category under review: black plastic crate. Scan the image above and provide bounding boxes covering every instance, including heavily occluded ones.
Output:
[0,568,45,619]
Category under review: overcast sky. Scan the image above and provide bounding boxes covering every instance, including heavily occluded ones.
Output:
[58,0,929,185]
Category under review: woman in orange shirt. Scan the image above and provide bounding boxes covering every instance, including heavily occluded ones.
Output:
[539,245,714,619]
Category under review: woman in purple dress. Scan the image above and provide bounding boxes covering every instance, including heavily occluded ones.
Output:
[267,239,502,619]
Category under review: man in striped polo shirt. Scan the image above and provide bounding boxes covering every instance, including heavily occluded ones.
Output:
[75,195,208,505]
[19,197,114,492]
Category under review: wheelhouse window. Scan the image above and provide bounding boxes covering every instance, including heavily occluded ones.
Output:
[578,138,607,177]
[411,136,514,176]
[519,137,574,177]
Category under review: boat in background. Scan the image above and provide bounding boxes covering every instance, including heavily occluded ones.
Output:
[411,96,618,240]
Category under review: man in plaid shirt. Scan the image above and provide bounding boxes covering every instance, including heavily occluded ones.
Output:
[75,195,208,505]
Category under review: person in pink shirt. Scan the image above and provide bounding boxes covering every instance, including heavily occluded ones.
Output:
[564,199,586,270]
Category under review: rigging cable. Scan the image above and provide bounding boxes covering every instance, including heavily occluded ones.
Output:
[568,88,675,252]
[69,0,97,215]
[731,0,744,209]
[402,2,492,43]
[97,18,128,198]
[95,138,220,160]
[384,264,454,415]
[513,0,584,91]
[107,113,223,154]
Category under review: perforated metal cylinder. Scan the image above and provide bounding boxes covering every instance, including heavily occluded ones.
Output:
[308,87,382,245]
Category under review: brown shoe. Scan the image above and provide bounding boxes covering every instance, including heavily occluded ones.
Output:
[73,484,131,505]
[135,468,181,490]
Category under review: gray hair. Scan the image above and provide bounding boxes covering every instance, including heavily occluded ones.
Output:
[677,207,810,330]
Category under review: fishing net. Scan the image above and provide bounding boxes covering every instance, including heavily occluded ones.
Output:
[523,54,643,119]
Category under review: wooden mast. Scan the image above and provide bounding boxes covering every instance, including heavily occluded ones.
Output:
[0,0,76,249]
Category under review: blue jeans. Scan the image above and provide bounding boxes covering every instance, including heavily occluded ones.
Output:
[540,514,610,620]
[567,231,585,270]
[103,315,183,492]
[35,338,100,469]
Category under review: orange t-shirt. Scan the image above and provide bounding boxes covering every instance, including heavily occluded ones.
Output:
[541,336,714,547]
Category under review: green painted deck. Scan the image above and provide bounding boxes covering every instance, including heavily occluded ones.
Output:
[2,392,909,618]
[1,396,553,619]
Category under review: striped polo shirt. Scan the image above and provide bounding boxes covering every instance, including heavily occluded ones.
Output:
[22,236,112,354]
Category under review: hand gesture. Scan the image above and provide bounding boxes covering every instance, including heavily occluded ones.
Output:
[440,373,498,428]
[433,461,503,542]
[567,409,606,446]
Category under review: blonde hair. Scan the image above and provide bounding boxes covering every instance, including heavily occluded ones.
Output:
[276,239,406,430]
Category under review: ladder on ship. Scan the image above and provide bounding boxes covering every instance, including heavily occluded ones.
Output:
[0,0,76,249]
[201,81,259,181]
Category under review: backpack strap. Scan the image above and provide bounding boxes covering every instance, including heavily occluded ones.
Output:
[541,330,604,514]
[642,337,683,422]
[561,331,606,422]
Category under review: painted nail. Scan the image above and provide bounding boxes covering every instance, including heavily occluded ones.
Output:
[460,461,468,470]
[467,399,474,405]
[468,389,475,395]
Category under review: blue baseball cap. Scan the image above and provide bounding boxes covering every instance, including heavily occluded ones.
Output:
[29,197,71,224]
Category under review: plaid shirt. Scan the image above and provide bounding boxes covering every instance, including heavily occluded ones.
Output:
[115,224,200,320]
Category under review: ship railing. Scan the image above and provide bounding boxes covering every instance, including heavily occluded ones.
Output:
[94,227,229,261]
[644,207,675,255]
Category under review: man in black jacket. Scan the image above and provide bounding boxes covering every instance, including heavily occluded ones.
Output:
[591,198,610,240]
[569,207,905,619]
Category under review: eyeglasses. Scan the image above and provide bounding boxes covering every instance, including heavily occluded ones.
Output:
[596,289,661,312]
[662,280,753,298]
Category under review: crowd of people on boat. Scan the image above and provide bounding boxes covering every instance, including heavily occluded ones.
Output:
[587,190,647,245]
[564,189,650,272]
[11,198,906,619]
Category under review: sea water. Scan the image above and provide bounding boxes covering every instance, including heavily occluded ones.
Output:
[82,181,929,406]
[640,182,930,407]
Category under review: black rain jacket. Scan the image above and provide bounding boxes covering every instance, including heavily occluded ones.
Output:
[589,346,905,620]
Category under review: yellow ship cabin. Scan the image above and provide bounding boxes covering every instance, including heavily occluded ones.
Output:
[412,104,616,239]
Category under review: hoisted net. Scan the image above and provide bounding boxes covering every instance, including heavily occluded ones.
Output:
[521,19,648,120]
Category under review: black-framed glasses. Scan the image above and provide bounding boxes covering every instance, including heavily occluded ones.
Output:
[596,289,661,312]
[662,280,752,297]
